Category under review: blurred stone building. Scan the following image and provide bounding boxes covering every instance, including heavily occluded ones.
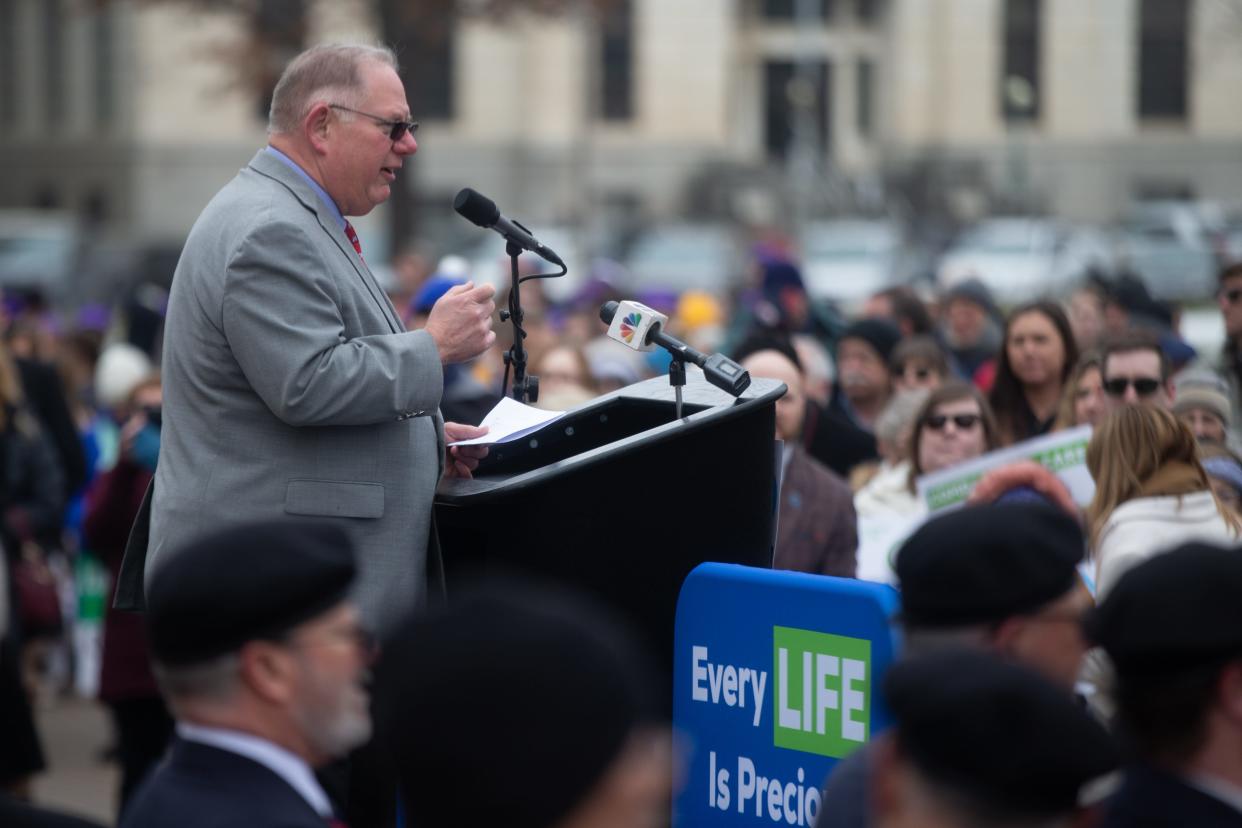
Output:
[1,0,1240,247]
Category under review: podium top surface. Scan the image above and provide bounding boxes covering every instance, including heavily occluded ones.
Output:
[436,372,784,504]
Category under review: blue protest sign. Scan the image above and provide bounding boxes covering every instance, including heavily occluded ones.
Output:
[672,563,901,826]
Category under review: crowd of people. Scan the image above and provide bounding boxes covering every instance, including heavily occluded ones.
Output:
[2,40,1242,828]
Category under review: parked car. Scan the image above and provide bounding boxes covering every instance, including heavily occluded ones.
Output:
[1114,201,1219,303]
[1216,202,1242,267]
[620,224,744,297]
[0,210,83,302]
[799,219,905,310]
[0,209,151,310]
[936,217,1112,305]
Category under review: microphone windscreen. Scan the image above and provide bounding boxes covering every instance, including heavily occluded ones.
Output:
[599,301,620,324]
[453,188,500,228]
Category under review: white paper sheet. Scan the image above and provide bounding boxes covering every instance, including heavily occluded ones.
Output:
[447,397,567,446]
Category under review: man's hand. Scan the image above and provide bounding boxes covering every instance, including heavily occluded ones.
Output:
[966,459,1081,519]
[424,281,497,364]
[443,422,489,479]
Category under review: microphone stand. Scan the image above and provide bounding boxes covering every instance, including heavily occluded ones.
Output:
[668,354,687,420]
[500,240,538,404]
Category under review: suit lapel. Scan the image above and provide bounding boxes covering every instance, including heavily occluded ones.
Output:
[313,210,406,334]
[247,151,406,335]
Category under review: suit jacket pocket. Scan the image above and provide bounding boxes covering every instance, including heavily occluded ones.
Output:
[285,479,385,519]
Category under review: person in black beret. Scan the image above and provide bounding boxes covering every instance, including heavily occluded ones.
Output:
[376,579,670,828]
[819,502,1094,828]
[835,318,902,433]
[1088,542,1242,828]
[873,651,1118,828]
[121,521,371,828]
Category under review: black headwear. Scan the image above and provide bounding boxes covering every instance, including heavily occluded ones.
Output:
[145,520,356,665]
[1087,541,1242,673]
[840,318,902,364]
[377,580,659,828]
[885,651,1119,818]
[896,503,1085,628]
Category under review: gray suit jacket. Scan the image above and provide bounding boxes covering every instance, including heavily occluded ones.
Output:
[116,149,445,634]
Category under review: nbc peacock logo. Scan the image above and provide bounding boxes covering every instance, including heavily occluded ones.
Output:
[620,312,643,343]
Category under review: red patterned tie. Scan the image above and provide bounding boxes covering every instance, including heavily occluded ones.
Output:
[327,819,349,828]
[344,221,363,257]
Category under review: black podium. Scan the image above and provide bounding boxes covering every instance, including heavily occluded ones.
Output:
[434,371,782,673]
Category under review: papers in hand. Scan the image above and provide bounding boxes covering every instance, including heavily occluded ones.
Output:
[447,397,567,447]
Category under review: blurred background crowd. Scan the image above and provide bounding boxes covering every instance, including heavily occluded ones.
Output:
[5,0,1242,824]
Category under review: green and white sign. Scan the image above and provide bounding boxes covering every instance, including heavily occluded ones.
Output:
[675,564,900,825]
[772,627,870,758]
[916,424,1094,512]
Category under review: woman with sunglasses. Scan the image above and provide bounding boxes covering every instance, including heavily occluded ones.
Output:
[1086,405,1240,599]
[908,382,1000,495]
[988,301,1079,446]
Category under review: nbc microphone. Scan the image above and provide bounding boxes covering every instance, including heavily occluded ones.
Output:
[600,300,751,396]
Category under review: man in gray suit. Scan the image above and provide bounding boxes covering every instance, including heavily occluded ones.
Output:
[116,44,496,635]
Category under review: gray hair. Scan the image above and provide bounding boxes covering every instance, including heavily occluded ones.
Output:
[876,388,930,448]
[153,653,241,710]
[268,43,399,134]
[902,625,992,658]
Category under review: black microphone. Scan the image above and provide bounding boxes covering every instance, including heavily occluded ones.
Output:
[600,301,751,397]
[453,188,565,267]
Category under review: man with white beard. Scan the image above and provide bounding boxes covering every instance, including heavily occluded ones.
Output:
[121,522,371,828]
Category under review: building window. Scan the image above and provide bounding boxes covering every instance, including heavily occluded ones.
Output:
[1138,0,1188,120]
[856,58,874,138]
[762,0,832,23]
[1001,0,1040,122]
[93,7,115,127]
[856,0,882,24]
[43,0,64,127]
[764,59,830,161]
[599,0,633,120]
[0,0,16,131]
[254,0,307,121]
[393,16,455,120]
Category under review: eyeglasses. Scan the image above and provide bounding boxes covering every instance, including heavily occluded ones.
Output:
[923,413,981,431]
[902,366,932,381]
[1103,376,1161,398]
[1221,287,1242,305]
[329,104,419,142]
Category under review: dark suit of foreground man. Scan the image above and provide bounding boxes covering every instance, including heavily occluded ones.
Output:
[122,522,370,828]
[116,43,496,634]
